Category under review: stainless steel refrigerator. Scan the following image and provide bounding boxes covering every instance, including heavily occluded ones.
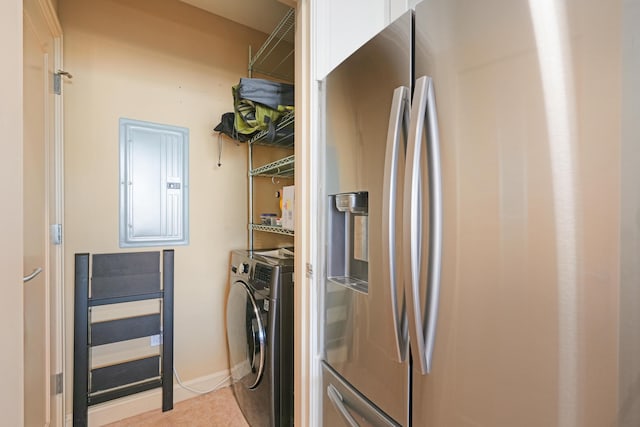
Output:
[321,0,624,425]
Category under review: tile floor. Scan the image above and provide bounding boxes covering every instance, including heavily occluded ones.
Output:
[104,386,249,427]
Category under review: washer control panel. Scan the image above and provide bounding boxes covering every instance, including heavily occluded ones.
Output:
[253,263,273,291]
[231,262,250,276]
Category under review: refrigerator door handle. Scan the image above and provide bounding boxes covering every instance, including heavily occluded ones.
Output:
[423,75,444,375]
[404,76,443,375]
[382,85,410,362]
[327,384,360,427]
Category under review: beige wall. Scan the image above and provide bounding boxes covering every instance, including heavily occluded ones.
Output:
[59,0,272,417]
[0,0,24,425]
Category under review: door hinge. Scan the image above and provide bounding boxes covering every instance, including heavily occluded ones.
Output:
[53,73,61,95]
[53,373,63,395]
[53,70,73,95]
[306,262,313,279]
[50,223,62,245]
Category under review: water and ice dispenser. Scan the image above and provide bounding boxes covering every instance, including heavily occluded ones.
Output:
[327,192,369,293]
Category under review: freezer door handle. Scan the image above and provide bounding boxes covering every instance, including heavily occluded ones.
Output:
[382,86,410,362]
[327,384,360,427]
[404,76,443,375]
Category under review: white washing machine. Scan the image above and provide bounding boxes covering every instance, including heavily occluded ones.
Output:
[226,249,294,427]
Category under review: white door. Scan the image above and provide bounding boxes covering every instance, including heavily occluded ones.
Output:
[23,0,63,425]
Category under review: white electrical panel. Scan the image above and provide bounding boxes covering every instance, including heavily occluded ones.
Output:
[119,118,189,247]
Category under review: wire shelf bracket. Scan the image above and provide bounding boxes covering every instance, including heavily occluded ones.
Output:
[248,8,295,82]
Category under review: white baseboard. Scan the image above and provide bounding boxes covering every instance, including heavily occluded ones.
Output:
[65,369,231,426]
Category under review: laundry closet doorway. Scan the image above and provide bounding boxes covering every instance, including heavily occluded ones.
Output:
[23,0,64,426]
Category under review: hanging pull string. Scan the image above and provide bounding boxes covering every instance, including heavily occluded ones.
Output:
[215,132,241,168]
